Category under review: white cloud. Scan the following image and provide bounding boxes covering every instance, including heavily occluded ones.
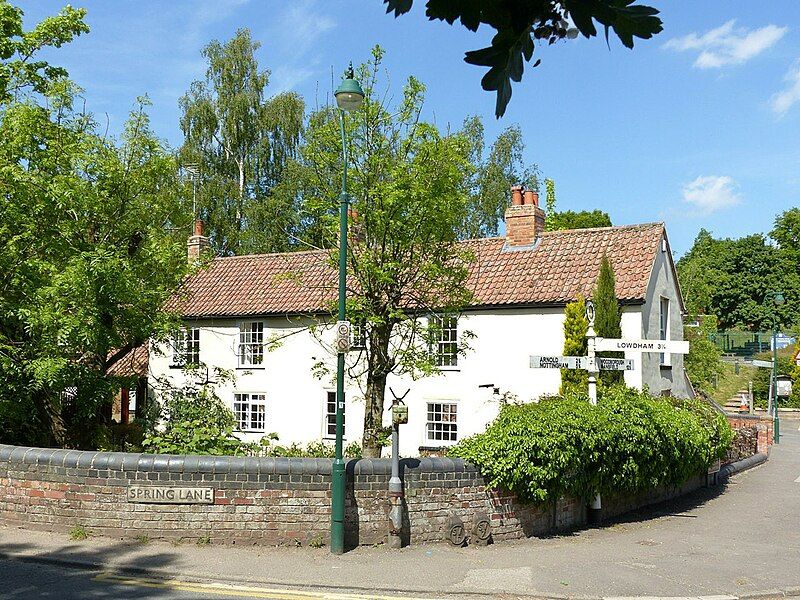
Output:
[681,176,741,213]
[664,20,787,68]
[180,0,251,46]
[279,1,335,55]
[269,66,315,95]
[770,59,800,117]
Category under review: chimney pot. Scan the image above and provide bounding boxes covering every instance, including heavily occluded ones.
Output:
[511,185,524,206]
[188,219,211,264]
[504,189,545,248]
[523,189,539,206]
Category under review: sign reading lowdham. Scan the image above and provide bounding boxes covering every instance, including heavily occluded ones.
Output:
[752,359,774,369]
[127,486,214,504]
[530,355,634,371]
[595,338,689,354]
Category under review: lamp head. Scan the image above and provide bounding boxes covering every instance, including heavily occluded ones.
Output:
[335,62,364,111]
[774,292,785,306]
[585,299,596,326]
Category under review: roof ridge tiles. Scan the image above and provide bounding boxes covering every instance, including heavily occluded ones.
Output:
[174,221,665,317]
[540,222,664,236]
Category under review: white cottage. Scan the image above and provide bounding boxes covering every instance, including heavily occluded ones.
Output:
[148,192,690,455]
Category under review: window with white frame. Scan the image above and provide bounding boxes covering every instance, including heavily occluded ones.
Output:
[426,402,458,443]
[324,391,345,438]
[238,321,264,367]
[233,393,266,432]
[172,327,200,366]
[430,315,458,367]
[659,297,670,366]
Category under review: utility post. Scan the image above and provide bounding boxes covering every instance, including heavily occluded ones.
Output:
[388,387,409,549]
[772,325,780,444]
[765,291,785,445]
[585,300,601,524]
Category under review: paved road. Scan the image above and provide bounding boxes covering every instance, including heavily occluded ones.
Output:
[1,424,799,599]
[0,560,449,599]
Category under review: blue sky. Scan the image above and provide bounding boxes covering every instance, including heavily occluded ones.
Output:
[18,1,800,256]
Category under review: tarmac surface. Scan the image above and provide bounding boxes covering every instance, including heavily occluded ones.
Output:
[1,420,798,600]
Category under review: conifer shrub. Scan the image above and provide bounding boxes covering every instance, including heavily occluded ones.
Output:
[593,255,624,386]
[450,387,731,504]
[561,295,588,395]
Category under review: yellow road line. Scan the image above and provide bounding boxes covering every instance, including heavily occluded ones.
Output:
[92,572,443,600]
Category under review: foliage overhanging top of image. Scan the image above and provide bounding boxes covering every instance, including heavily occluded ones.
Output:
[384,0,663,117]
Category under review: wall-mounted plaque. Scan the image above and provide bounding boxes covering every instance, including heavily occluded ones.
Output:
[127,486,214,504]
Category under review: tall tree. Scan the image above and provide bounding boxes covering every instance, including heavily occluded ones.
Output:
[179,28,304,255]
[561,295,588,395]
[0,77,189,446]
[677,227,799,330]
[543,177,612,231]
[383,0,663,116]
[282,47,476,456]
[0,0,88,101]
[460,115,540,238]
[0,0,89,445]
[772,208,800,273]
[593,255,623,386]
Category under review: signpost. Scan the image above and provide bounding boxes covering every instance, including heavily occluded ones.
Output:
[751,359,774,369]
[529,301,692,525]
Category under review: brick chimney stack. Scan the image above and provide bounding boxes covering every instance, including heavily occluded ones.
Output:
[187,219,211,263]
[504,185,545,247]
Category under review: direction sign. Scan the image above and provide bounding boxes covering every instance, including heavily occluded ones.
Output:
[595,338,689,354]
[596,357,635,371]
[530,355,585,369]
[530,355,635,371]
[751,359,774,369]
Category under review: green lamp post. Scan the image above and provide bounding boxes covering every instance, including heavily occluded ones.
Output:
[330,63,364,555]
[766,291,785,445]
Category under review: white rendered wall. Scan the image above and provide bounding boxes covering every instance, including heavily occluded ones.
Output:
[148,302,667,456]
[640,235,691,398]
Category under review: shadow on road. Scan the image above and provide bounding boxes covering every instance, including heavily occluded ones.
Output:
[531,479,731,540]
[598,480,731,530]
[0,538,181,598]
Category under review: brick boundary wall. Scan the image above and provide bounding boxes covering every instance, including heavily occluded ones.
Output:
[725,413,774,456]
[0,420,763,548]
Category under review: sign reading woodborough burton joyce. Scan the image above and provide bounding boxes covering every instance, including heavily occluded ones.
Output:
[127,486,214,504]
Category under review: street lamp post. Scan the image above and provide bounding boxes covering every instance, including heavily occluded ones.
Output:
[766,291,785,445]
[330,64,364,555]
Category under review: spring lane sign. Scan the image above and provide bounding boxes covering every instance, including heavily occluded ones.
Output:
[595,338,689,354]
[127,486,214,504]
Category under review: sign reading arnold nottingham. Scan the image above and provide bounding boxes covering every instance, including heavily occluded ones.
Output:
[127,486,214,504]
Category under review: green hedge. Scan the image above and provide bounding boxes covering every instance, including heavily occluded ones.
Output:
[450,387,732,504]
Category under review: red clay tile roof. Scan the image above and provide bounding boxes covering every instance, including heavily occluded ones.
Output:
[107,344,148,377]
[170,223,666,318]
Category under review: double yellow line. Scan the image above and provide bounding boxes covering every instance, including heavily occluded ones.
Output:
[92,572,444,600]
